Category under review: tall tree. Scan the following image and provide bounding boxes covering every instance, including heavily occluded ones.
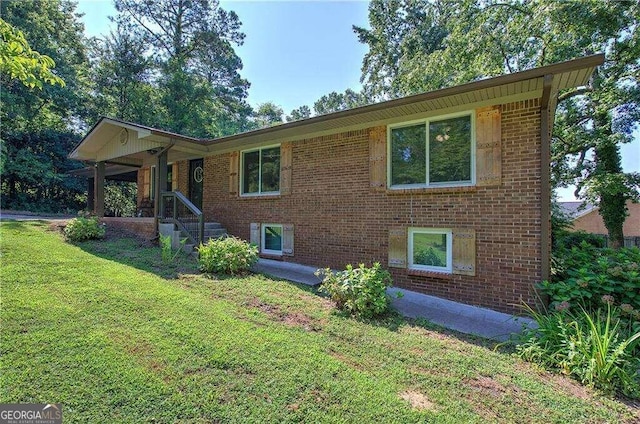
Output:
[313,89,368,115]
[88,19,161,125]
[286,105,311,122]
[252,102,284,128]
[356,0,640,247]
[114,0,252,137]
[1,0,89,212]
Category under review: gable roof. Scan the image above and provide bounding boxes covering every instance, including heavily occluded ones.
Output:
[558,201,597,219]
[70,54,604,162]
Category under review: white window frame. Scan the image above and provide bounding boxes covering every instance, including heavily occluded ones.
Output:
[387,111,476,189]
[261,223,283,255]
[408,228,453,273]
[240,144,281,196]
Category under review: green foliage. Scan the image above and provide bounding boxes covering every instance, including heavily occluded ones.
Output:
[517,305,640,398]
[316,262,397,318]
[0,18,64,88]
[104,182,137,217]
[312,89,368,115]
[542,244,640,316]
[414,247,445,267]
[114,0,253,137]
[253,102,284,128]
[159,234,187,263]
[285,105,311,122]
[197,236,258,275]
[1,0,90,213]
[554,231,606,251]
[64,215,105,242]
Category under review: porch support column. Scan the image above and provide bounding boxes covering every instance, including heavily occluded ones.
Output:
[87,177,94,211]
[154,149,168,218]
[94,161,105,217]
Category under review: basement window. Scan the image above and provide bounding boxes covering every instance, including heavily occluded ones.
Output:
[408,228,452,273]
[261,224,283,255]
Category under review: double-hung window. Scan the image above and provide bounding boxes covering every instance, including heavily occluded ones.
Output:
[408,228,452,273]
[241,145,280,195]
[389,112,474,188]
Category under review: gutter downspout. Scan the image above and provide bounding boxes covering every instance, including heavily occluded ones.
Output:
[540,74,554,284]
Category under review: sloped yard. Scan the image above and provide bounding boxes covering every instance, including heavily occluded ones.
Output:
[1,221,638,423]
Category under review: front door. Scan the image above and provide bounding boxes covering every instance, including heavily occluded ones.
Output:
[189,158,204,211]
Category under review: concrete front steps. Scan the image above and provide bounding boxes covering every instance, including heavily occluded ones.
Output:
[159,221,227,254]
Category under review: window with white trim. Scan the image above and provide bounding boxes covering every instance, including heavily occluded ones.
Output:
[241,145,280,195]
[261,224,283,255]
[408,228,453,273]
[389,112,474,188]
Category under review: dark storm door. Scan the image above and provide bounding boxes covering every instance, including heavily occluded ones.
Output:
[189,158,204,211]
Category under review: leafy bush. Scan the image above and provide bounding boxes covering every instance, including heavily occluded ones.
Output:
[198,236,258,275]
[64,215,105,241]
[159,234,187,263]
[316,262,398,318]
[541,244,640,316]
[554,230,606,250]
[414,247,445,267]
[517,304,640,398]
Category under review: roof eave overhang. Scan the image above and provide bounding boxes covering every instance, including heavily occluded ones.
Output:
[201,54,603,154]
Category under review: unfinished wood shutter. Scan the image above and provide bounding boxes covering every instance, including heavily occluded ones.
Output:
[369,126,387,191]
[229,151,239,196]
[452,228,476,276]
[476,106,502,186]
[280,142,292,195]
[141,167,150,199]
[171,163,178,190]
[250,223,260,246]
[282,224,294,256]
[388,228,407,268]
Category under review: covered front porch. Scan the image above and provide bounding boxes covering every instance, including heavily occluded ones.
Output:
[69,117,212,243]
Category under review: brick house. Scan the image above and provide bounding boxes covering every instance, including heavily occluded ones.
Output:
[559,201,640,247]
[70,55,603,314]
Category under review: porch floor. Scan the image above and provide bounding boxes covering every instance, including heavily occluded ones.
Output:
[252,258,535,342]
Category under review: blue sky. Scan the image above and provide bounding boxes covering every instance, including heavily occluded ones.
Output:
[75,0,638,201]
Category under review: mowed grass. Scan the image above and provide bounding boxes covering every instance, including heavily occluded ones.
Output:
[1,222,638,423]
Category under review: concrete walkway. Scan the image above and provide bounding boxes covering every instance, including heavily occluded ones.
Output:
[252,258,535,341]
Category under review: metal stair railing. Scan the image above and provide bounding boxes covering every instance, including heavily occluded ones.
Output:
[159,191,204,245]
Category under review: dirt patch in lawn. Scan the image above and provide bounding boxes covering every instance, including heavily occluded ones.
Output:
[399,390,437,411]
[245,297,324,332]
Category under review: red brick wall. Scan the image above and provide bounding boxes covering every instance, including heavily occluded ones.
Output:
[199,99,543,314]
[572,201,640,237]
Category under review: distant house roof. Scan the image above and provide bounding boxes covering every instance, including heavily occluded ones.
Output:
[558,201,597,219]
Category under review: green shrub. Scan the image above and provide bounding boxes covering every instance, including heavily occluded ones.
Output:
[159,234,187,263]
[197,236,258,275]
[540,244,640,317]
[554,230,606,250]
[64,215,105,242]
[517,304,640,398]
[316,262,398,318]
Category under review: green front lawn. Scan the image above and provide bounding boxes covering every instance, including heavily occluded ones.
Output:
[1,222,637,423]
